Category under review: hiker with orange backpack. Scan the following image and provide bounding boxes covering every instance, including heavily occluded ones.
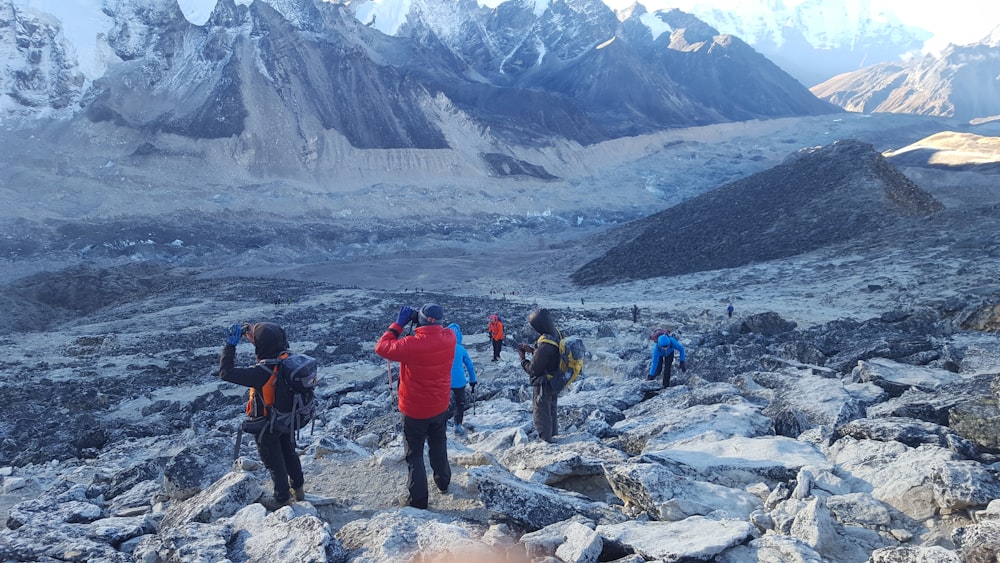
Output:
[487,313,504,361]
[219,322,305,511]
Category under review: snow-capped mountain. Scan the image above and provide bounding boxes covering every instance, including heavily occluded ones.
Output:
[810,27,1000,123]
[1,0,834,153]
[642,0,933,87]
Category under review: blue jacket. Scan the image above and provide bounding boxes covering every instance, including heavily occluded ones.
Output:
[649,333,686,375]
[447,323,477,388]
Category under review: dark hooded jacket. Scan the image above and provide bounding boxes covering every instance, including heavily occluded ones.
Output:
[522,308,561,387]
[218,322,294,416]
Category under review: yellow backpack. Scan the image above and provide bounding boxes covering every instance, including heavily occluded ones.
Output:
[535,332,586,393]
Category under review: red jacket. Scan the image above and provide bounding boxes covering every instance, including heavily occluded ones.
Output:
[376,323,456,419]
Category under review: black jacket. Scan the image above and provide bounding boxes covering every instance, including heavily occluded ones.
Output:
[522,308,561,387]
[219,345,294,415]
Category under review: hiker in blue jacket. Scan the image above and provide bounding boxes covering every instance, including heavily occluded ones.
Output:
[447,323,477,436]
[649,330,687,388]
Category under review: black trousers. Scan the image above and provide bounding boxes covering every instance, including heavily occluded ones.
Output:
[402,410,451,509]
[653,353,675,388]
[449,387,468,425]
[492,338,503,359]
[254,430,304,502]
[531,383,558,442]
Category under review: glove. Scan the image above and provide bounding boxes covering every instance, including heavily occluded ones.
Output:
[469,381,477,392]
[679,361,687,372]
[225,323,242,346]
[396,305,414,327]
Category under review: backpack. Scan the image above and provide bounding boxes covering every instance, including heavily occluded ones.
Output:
[650,327,668,341]
[244,352,320,439]
[536,332,586,394]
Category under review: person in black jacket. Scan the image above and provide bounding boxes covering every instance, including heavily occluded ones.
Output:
[219,322,305,510]
[517,308,561,443]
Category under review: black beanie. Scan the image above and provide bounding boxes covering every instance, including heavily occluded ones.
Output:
[418,303,444,326]
[250,322,288,359]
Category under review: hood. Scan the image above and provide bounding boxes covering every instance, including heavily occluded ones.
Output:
[528,308,557,336]
[250,322,289,359]
[657,334,673,348]
[448,322,463,344]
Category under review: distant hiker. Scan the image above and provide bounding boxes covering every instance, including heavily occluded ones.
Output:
[447,323,477,436]
[219,322,305,511]
[488,314,505,361]
[375,304,455,509]
[517,308,561,443]
[631,304,639,323]
[649,329,687,388]
[727,304,734,318]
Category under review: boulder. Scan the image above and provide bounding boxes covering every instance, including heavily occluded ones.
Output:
[497,439,627,485]
[229,503,344,562]
[645,435,831,488]
[596,516,754,561]
[159,470,264,530]
[604,461,761,522]
[469,466,626,530]
[162,441,234,501]
[953,520,1000,563]
[336,507,488,562]
[836,417,979,459]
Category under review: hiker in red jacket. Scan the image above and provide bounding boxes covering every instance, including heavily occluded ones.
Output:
[488,314,505,361]
[376,303,456,509]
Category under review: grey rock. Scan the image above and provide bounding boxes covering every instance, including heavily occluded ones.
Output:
[163,442,234,501]
[953,520,1000,563]
[868,545,962,563]
[159,470,264,530]
[469,465,626,530]
[604,461,761,522]
[836,417,979,459]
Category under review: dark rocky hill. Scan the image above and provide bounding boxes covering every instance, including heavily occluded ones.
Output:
[571,139,944,286]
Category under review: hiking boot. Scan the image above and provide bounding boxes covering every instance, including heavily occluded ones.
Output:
[259,495,293,511]
[454,423,466,436]
[290,486,305,501]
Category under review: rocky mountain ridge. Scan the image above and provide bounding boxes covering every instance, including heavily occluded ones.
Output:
[3,0,835,151]
[812,30,1000,123]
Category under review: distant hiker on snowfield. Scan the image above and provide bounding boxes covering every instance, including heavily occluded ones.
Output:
[631,304,639,323]
[488,314,504,361]
[219,322,305,511]
[447,323,477,436]
[727,304,734,318]
[376,304,455,509]
[517,308,561,443]
[649,328,687,388]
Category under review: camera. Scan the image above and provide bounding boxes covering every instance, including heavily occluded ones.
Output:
[240,322,252,336]
[408,309,420,325]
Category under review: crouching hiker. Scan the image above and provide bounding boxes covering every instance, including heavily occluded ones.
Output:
[649,328,687,388]
[376,304,456,509]
[447,323,477,436]
[219,322,305,511]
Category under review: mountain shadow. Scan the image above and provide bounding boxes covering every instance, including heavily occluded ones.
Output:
[571,140,944,286]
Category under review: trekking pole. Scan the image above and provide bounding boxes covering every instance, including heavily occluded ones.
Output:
[233,423,243,462]
[387,358,393,405]
[472,386,476,416]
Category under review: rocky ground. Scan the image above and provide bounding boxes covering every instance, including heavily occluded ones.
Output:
[2,114,1000,561]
